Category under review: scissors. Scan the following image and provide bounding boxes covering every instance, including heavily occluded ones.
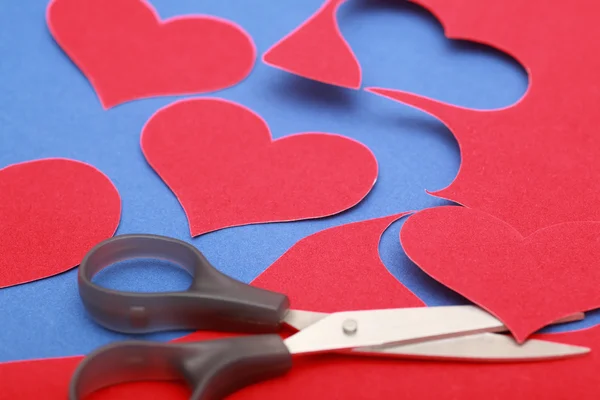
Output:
[70,234,590,400]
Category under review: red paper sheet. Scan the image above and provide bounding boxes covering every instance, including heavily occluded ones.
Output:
[47,0,256,109]
[0,158,121,288]
[2,214,599,399]
[400,205,600,342]
[141,97,378,236]
[250,213,422,311]
[4,326,600,400]
[367,0,600,236]
[262,0,360,88]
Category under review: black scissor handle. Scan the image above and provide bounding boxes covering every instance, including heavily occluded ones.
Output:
[78,234,290,334]
[69,335,293,400]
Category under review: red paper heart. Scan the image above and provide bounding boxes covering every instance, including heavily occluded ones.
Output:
[46,0,256,109]
[141,97,378,236]
[367,0,600,236]
[262,0,360,88]
[400,205,600,342]
[0,158,121,288]
[2,215,598,399]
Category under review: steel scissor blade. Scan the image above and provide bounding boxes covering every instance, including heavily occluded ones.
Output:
[353,332,589,361]
[284,308,588,361]
[284,305,508,354]
[284,309,329,330]
[283,309,582,332]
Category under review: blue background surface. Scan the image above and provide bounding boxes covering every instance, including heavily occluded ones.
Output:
[1,0,598,363]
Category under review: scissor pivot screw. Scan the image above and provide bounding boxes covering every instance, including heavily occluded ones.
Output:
[342,319,358,335]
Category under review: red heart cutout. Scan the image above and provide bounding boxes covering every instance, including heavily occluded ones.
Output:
[4,215,599,399]
[0,158,121,288]
[46,0,256,109]
[140,97,378,236]
[400,205,600,342]
[262,0,361,89]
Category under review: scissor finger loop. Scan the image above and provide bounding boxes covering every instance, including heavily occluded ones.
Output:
[78,234,290,334]
[70,335,292,400]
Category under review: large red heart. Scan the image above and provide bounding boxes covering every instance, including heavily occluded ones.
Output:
[400,205,600,342]
[0,158,121,288]
[46,0,256,109]
[2,215,599,399]
[140,97,378,236]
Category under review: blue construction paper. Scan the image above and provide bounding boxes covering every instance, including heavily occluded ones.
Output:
[0,0,595,363]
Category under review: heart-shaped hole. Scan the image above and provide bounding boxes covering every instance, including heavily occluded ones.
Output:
[339,0,528,108]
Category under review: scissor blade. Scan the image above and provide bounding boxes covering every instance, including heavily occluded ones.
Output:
[284,309,588,361]
[284,309,583,332]
[352,333,590,361]
[284,305,509,354]
[284,310,328,330]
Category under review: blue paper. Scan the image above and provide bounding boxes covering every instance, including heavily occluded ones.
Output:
[1,0,590,363]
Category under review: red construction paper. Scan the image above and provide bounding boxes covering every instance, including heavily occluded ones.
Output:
[0,158,121,288]
[251,213,423,311]
[262,0,360,89]
[46,0,256,109]
[2,214,599,399]
[0,357,81,400]
[4,327,600,400]
[367,0,600,236]
[141,97,378,236]
[400,205,600,343]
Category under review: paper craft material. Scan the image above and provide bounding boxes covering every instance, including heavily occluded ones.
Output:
[1,214,598,399]
[367,0,600,236]
[0,158,121,288]
[400,205,600,342]
[47,0,256,109]
[251,213,423,310]
[141,97,378,236]
[262,0,360,88]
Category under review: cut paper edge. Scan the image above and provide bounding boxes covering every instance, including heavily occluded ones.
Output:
[365,87,521,204]
[366,86,484,121]
[262,0,361,89]
[251,212,425,312]
[365,87,468,199]
[405,0,531,85]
